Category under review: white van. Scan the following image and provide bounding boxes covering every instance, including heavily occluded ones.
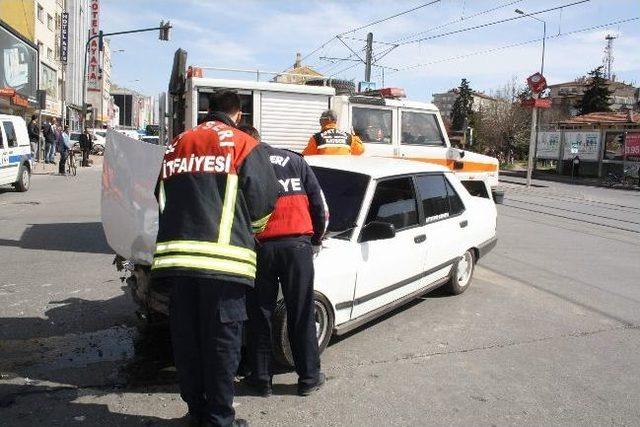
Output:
[0,114,32,192]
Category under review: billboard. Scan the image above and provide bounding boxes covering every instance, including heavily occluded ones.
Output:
[0,20,38,103]
[87,0,100,92]
[625,132,640,163]
[563,131,600,161]
[536,131,561,159]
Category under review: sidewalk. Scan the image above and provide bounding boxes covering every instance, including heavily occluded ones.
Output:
[499,168,640,191]
[32,155,103,176]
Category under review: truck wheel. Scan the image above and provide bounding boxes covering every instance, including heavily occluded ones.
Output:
[14,164,31,192]
[443,249,475,295]
[272,292,334,368]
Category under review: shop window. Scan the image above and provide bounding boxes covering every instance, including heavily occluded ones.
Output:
[352,107,392,144]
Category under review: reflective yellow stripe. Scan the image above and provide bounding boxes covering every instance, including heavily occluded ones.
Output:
[151,255,256,277]
[158,181,166,213]
[251,213,272,233]
[155,240,256,265]
[218,174,238,244]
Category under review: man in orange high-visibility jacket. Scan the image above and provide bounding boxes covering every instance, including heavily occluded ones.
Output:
[302,110,364,156]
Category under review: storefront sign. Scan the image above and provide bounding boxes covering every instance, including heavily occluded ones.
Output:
[625,133,640,163]
[536,131,561,159]
[563,131,600,161]
[60,12,69,63]
[11,94,29,107]
[0,21,38,103]
[87,0,101,92]
[0,87,16,97]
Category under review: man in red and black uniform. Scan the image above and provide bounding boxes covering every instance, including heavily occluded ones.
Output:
[240,125,329,398]
[152,92,279,427]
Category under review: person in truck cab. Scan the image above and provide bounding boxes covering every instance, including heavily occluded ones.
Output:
[152,92,279,427]
[239,125,329,398]
[302,109,364,156]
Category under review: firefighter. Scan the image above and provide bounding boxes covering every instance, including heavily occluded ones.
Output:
[239,125,329,398]
[152,92,279,427]
[302,109,364,156]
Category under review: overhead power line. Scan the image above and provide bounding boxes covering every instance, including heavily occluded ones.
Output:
[398,0,590,46]
[390,16,640,73]
[338,0,441,36]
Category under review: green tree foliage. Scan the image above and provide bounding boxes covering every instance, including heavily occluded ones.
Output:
[576,66,613,114]
[451,78,474,131]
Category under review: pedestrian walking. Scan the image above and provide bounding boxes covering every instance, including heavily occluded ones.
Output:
[58,125,72,175]
[79,128,92,167]
[302,109,364,156]
[152,91,279,427]
[27,114,39,160]
[240,125,329,398]
[42,119,56,164]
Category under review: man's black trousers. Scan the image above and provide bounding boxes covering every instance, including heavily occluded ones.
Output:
[58,150,68,174]
[164,277,247,427]
[247,237,320,387]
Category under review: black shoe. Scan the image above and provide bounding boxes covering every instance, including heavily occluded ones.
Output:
[232,420,249,427]
[242,376,272,397]
[298,372,326,396]
[181,412,200,427]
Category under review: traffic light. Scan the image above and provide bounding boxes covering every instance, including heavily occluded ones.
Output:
[159,21,171,41]
[98,30,104,51]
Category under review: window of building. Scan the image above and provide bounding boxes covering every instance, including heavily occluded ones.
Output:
[47,47,53,59]
[366,177,419,231]
[3,122,18,148]
[37,4,44,22]
[401,111,445,146]
[352,107,393,144]
[47,14,53,31]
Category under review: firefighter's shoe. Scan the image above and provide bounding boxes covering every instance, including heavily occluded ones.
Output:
[298,372,325,396]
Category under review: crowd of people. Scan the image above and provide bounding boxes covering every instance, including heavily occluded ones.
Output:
[27,114,94,175]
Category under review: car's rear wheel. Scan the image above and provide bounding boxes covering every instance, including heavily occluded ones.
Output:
[14,165,31,192]
[443,249,475,295]
[273,292,334,368]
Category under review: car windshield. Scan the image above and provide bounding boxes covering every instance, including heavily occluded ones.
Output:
[311,166,370,239]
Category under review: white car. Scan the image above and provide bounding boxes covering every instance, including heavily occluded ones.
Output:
[0,114,33,192]
[102,136,497,366]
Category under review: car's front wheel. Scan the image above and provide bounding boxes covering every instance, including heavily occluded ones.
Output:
[272,292,334,368]
[444,249,475,295]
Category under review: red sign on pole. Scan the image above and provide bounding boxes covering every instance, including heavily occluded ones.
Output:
[527,72,547,94]
[521,98,552,108]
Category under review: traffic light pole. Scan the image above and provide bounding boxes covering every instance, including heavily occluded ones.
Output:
[82,23,171,128]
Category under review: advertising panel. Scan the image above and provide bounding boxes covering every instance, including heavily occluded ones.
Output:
[87,0,101,92]
[0,21,38,103]
[625,132,640,163]
[563,131,600,161]
[603,131,625,161]
[536,131,561,159]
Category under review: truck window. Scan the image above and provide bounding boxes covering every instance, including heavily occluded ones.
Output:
[198,90,253,126]
[2,122,17,148]
[401,111,445,146]
[352,107,392,144]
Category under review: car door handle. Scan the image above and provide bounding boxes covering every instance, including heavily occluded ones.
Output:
[459,220,468,228]
[414,234,426,243]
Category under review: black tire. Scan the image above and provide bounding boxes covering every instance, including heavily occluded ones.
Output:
[272,292,334,368]
[305,78,355,95]
[443,249,475,295]
[14,164,31,192]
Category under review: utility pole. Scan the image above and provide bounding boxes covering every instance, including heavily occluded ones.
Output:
[364,32,373,82]
[604,34,617,80]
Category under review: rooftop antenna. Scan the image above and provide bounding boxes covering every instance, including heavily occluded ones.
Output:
[604,34,617,80]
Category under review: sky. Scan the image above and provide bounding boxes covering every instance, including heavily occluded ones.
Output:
[102,0,640,102]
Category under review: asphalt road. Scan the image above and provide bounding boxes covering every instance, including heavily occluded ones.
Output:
[1,166,639,426]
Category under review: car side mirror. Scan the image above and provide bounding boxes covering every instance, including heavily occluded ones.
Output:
[360,221,396,243]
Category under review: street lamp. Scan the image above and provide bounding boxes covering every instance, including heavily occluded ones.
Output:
[516,8,547,188]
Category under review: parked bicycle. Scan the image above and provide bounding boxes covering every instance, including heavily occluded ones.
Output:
[67,145,79,176]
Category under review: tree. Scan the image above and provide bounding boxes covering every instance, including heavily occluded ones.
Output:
[576,66,613,114]
[450,78,474,131]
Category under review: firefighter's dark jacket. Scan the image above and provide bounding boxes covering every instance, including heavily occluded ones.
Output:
[257,145,329,245]
[151,112,279,286]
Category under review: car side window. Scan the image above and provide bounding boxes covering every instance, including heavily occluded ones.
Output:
[2,122,17,148]
[366,177,419,231]
[444,177,465,216]
[415,174,450,223]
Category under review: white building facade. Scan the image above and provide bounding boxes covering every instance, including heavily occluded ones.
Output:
[64,0,89,130]
[34,0,64,120]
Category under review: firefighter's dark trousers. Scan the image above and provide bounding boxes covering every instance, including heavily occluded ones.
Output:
[247,237,320,387]
[167,277,247,427]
